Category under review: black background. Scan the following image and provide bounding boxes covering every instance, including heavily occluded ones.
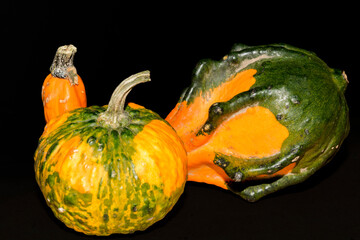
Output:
[2,2,359,240]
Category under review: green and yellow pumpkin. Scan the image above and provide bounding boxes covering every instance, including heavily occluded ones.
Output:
[35,71,187,235]
[166,44,349,202]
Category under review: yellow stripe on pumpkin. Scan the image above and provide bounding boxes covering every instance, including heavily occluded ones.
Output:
[132,120,187,197]
[52,136,107,194]
[128,102,145,109]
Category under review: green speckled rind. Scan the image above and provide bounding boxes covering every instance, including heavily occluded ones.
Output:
[181,43,349,201]
[34,105,185,235]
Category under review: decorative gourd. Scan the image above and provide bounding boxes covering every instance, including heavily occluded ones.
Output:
[35,71,187,235]
[166,44,349,202]
[42,44,87,123]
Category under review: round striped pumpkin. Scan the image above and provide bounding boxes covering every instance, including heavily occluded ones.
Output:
[35,71,187,235]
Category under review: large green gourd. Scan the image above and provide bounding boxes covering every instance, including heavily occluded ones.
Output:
[166,44,349,201]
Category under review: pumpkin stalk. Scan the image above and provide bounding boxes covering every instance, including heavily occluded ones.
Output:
[50,44,78,85]
[98,71,150,129]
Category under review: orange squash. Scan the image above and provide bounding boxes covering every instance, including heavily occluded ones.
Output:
[42,44,86,123]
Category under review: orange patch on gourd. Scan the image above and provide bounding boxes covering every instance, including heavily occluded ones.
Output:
[51,136,105,194]
[188,165,230,188]
[187,106,290,188]
[166,69,257,152]
[132,119,188,197]
[209,106,289,159]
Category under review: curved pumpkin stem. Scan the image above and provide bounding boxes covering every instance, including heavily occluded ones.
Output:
[98,71,150,129]
[50,44,78,85]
